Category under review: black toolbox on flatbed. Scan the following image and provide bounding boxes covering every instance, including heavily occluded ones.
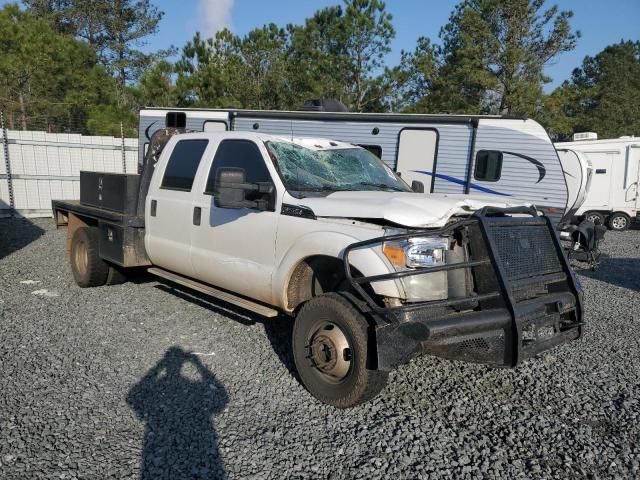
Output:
[79,171,140,215]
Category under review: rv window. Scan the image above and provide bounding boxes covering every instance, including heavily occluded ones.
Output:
[474,150,503,182]
[205,140,272,195]
[161,139,209,191]
[166,112,186,128]
[357,144,383,159]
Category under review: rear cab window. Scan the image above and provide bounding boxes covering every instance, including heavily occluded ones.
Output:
[161,139,209,191]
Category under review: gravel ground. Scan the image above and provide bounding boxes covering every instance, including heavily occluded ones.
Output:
[0,217,639,479]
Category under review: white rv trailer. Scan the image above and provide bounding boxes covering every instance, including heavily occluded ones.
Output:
[138,108,570,223]
[555,137,640,230]
[556,149,593,221]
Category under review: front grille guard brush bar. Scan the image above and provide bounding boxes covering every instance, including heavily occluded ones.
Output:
[342,207,540,317]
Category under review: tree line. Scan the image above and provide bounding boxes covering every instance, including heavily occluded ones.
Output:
[0,0,638,140]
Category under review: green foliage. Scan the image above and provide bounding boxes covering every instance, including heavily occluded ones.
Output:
[172,0,396,112]
[4,0,634,143]
[86,103,137,137]
[23,0,171,86]
[287,0,395,111]
[542,41,640,140]
[0,3,116,132]
[132,60,178,108]
[427,0,579,115]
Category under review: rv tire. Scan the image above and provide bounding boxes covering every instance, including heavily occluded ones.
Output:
[608,212,630,231]
[584,211,605,226]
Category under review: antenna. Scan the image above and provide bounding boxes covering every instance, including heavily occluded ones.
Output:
[290,120,294,141]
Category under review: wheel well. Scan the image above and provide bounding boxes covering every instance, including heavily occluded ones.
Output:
[286,255,352,312]
[610,211,630,219]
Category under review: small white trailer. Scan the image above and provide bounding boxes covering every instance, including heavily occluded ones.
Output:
[138,107,572,224]
[555,136,640,230]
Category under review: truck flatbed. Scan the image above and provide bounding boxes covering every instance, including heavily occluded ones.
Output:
[52,200,145,228]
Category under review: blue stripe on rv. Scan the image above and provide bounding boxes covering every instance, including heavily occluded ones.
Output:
[411,170,512,197]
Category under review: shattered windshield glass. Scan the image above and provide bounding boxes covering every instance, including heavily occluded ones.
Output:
[264,141,411,193]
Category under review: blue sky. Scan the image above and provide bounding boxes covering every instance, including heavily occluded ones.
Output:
[3,0,639,90]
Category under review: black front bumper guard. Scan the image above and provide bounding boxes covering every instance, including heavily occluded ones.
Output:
[342,206,584,370]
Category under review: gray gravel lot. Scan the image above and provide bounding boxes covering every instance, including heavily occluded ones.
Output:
[0,217,639,479]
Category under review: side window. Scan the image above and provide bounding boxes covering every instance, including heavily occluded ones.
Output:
[474,150,503,182]
[161,139,209,191]
[358,144,383,159]
[205,140,272,195]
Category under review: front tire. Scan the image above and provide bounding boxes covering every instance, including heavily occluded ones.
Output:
[608,212,630,231]
[292,293,388,408]
[70,227,109,287]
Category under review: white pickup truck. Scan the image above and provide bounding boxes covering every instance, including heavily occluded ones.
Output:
[52,129,584,407]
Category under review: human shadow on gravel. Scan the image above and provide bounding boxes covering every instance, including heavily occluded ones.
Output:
[154,283,298,376]
[0,217,45,260]
[576,257,640,291]
[127,347,228,480]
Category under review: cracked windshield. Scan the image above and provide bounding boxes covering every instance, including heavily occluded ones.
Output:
[265,141,411,193]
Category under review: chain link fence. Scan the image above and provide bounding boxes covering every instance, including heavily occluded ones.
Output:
[0,112,138,218]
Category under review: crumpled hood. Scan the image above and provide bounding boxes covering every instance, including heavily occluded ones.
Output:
[293,191,528,228]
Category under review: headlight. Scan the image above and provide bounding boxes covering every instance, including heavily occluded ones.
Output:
[383,237,449,269]
[382,235,450,302]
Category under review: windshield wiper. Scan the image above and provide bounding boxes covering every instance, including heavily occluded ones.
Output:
[349,182,406,192]
[294,186,349,192]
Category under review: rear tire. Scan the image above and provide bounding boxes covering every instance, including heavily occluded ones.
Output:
[608,212,630,231]
[584,211,605,226]
[292,292,388,408]
[70,227,109,288]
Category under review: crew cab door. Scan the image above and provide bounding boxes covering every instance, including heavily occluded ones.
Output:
[190,138,279,304]
[145,138,210,277]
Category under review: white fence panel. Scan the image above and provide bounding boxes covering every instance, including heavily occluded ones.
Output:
[0,129,138,217]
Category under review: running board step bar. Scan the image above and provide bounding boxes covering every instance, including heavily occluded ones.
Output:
[148,267,279,318]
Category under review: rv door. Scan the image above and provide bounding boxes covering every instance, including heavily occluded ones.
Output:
[395,129,438,192]
[631,145,640,210]
[583,151,615,209]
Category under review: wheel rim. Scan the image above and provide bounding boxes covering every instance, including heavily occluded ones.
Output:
[307,321,352,383]
[612,216,627,229]
[586,214,601,223]
[75,240,88,275]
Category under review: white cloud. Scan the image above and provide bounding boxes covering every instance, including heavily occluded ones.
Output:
[198,0,235,39]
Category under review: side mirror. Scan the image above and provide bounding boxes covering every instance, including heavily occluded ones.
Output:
[214,167,274,211]
[411,180,425,193]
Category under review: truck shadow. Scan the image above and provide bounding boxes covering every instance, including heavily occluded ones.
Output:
[576,257,640,291]
[154,283,298,377]
[127,346,228,480]
[0,217,45,260]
